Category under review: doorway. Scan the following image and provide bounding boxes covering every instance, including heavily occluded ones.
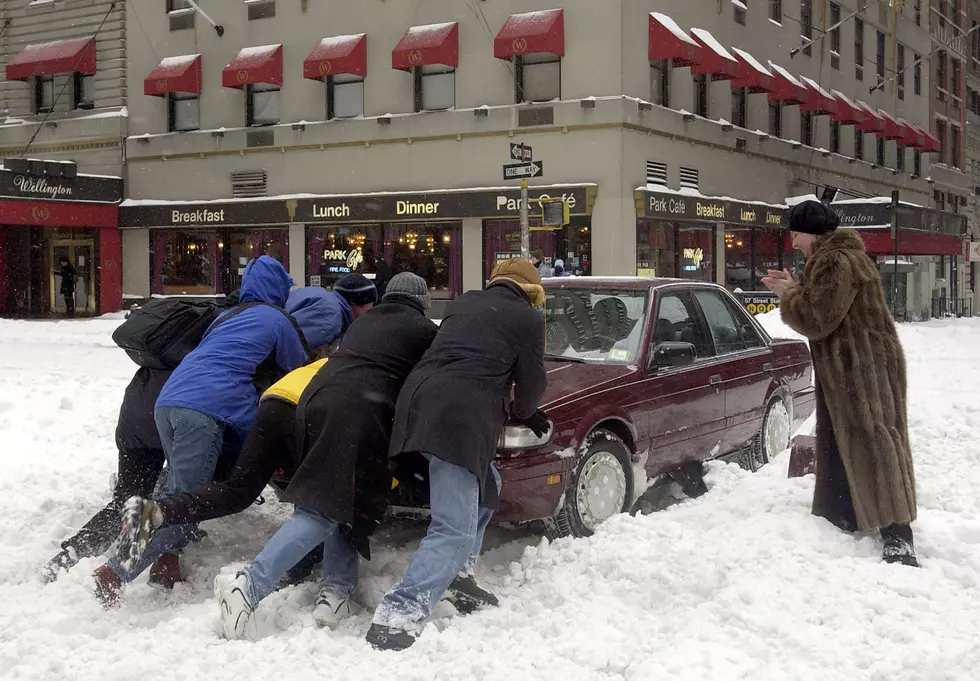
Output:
[50,239,96,315]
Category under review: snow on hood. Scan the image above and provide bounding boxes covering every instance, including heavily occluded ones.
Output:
[239,255,294,307]
[286,286,349,349]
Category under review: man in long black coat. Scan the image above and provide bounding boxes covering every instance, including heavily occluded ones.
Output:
[367,258,549,650]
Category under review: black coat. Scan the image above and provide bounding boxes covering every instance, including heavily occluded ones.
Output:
[389,281,547,510]
[115,367,172,452]
[282,300,439,551]
[59,263,76,296]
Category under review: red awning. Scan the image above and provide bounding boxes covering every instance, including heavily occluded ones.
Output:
[144,54,202,97]
[730,48,774,93]
[5,37,96,81]
[876,109,903,140]
[648,12,700,67]
[222,44,283,88]
[858,229,963,256]
[767,61,807,105]
[799,76,837,116]
[830,90,862,125]
[896,118,925,148]
[392,22,459,70]
[303,34,367,80]
[923,130,942,153]
[854,101,885,133]
[494,9,564,59]
[689,28,738,80]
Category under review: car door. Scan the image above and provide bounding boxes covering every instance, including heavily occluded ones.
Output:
[690,287,773,454]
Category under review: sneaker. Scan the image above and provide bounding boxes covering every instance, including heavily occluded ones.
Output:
[148,553,182,588]
[39,546,79,584]
[215,572,258,641]
[883,537,920,567]
[445,574,499,615]
[118,497,163,573]
[365,623,416,651]
[92,564,122,608]
[312,588,358,628]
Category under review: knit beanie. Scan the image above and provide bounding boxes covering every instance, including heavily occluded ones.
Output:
[333,272,377,306]
[382,272,431,310]
[788,200,840,236]
[490,258,546,307]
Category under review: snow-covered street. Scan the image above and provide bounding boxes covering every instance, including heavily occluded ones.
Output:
[1,314,979,681]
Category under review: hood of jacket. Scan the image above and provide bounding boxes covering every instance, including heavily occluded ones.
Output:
[239,255,294,307]
[286,287,353,349]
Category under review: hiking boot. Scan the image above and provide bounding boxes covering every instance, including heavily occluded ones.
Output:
[445,574,499,615]
[215,572,258,641]
[118,497,163,573]
[40,546,79,584]
[365,623,416,651]
[148,553,182,588]
[312,588,358,628]
[93,564,122,608]
[883,536,920,567]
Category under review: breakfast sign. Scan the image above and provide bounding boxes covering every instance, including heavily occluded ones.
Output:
[636,188,785,228]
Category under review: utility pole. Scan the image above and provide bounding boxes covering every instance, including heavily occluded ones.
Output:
[520,178,530,260]
[891,190,900,318]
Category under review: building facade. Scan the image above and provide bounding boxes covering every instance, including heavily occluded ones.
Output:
[0,0,127,317]
[119,0,969,319]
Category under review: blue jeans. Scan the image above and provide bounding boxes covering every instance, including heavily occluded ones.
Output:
[244,506,358,606]
[107,406,225,581]
[372,454,501,631]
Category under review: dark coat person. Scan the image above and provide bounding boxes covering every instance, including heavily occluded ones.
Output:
[763,200,917,567]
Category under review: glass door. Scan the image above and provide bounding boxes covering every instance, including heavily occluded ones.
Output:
[50,239,96,315]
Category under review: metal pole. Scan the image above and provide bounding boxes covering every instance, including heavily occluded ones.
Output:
[891,190,899,318]
[520,178,530,260]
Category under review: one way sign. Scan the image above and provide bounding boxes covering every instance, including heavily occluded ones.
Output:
[502,161,544,180]
[510,143,533,161]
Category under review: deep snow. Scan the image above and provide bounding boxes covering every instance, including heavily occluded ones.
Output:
[1,313,979,680]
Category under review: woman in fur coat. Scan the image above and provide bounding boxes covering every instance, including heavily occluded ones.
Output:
[762,200,918,567]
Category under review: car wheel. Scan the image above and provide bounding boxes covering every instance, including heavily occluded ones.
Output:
[751,397,791,471]
[546,428,634,540]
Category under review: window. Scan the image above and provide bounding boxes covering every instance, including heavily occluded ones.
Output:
[167,0,190,10]
[694,74,708,117]
[168,92,199,131]
[34,75,55,114]
[897,144,906,172]
[801,110,813,146]
[544,288,649,363]
[652,292,713,360]
[952,125,961,168]
[934,190,945,211]
[915,0,921,25]
[800,0,813,56]
[326,75,364,119]
[769,100,782,137]
[914,149,922,176]
[952,58,961,98]
[876,30,886,84]
[693,289,763,354]
[973,21,980,62]
[732,86,747,127]
[651,60,670,107]
[951,194,959,213]
[830,119,841,153]
[938,51,947,100]
[855,128,864,160]
[415,65,455,112]
[247,83,280,126]
[516,54,560,103]
[876,137,885,166]
[854,18,864,80]
[897,44,905,99]
[73,74,95,110]
[937,119,947,164]
[734,0,747,25]
[830,3,841,67]
[770,0,782,22]
[914,54,921,95]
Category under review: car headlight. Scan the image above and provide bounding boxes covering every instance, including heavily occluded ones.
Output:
[498,421,554,451]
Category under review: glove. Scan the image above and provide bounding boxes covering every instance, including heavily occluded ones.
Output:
[520,409,550,438]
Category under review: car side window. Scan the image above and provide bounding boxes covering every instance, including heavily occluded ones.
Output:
[723,296,765,349]
[693,289,751,355]
[653,292,713,360]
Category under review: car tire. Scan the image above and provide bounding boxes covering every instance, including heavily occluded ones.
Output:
[545,428,634,540]
[751,397,792,471]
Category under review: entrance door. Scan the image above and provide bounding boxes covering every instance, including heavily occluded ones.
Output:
[50,239,95,315]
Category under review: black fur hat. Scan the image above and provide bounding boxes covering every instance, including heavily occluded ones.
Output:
[788,200,840,235]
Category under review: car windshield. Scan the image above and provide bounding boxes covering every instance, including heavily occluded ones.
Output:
[544,288,649,364]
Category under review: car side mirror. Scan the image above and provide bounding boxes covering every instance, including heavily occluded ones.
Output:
[648,341,697,371]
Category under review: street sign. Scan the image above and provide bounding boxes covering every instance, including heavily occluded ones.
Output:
[509,143,532,162]
[502,161,544,180]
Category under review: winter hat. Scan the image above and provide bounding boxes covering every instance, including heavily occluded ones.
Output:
[333,272,378,307]
[788,200,840,236]
[490,258,546,307]
[383,272,431,310]
[554,258,565,269]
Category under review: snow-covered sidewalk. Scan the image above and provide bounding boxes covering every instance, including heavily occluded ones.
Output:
[1,315,979,680]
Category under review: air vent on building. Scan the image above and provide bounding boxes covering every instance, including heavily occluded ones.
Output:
[169,11,195,32]
[679,166,699,191]
[232,170,268,198]
[247,0,276,20]
[735,137,747,152]
[246,129,274,148]
[517,106,554,127]
[646,161,668,186]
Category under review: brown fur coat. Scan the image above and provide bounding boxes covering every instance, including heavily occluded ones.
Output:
[780,229,916,531]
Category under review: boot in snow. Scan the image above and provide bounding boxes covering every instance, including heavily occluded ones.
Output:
[92,564,122,608]
[215,572,258,641]
[39,546,79,584]
[148,553,182,588]
[312,588,359,627]
[882,536,920,567]
[117,497,163,573]
[365,623,416,651]
[445,574,499,615]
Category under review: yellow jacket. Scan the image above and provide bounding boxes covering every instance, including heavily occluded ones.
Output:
[261,358,328,405]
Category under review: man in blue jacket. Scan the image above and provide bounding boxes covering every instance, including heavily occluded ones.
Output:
[92,256,309,604]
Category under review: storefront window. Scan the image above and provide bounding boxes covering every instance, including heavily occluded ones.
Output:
[723,226,785,290]
[483,219,592,281]
[636,221,715,282]
[677,226,714,282]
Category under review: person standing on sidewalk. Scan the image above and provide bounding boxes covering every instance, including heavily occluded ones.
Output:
[58,257,77,318]
[367,258,549,650]
[762,200,918,567]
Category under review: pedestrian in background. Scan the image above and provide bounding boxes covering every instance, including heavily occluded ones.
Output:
[58,256,77,318]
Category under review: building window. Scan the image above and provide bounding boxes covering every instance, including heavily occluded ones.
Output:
[415,65,455,112]
[830,119,841,153]
[694,74,708,117]
[855,128,864,160]
[952,58,961,98]
[732,86,747,127]
[516,55,561,103]
[876,137,885,166]
[651,60,670,107]
[769,100,782,137]
[73,74,95,110]
[486,219,591,281]
[876,30,886,84]
[935,191,945,212]
[915,0,921,25]
[914,54,922,95]
[246,83,280,126]
[973,21,980,61]
[636,221,715,282]
[897,44,905,99]
[734,0,747,25]
[800,0,813,56]
[937,119,947,164]
[854,17,864,81]
[938,51,947,100]
[724,227,785,290]
[829,2,841,69]
[168,92,200,132]
[326,75,364,119]
[770,0,782,22]
[34,75,55,114]
[914,149,922,176]
[897,144,906,172]
[801,110,813,146]
[952,125,961,168]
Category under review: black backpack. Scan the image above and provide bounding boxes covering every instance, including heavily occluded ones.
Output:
[112,298,222,370]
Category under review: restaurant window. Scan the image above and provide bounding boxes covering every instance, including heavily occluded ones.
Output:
[484,219,591,281]
[897,44,905,99]
[694,74,708,117]
[636,221,715,282]
[247,83,280,126]
[876,137,885,166]
[326,75,364,119]
[168,92,200,132]
[732,86,747,128]
[914,149,922,176]
[897,144,906,172]
[516,54,561,103]
[914,53,921,95]
[73,74,95,110]
[769,100,782,137]
[830,119,841,153]
[801,111,813,146]
[724,227,784,290]
[800,0,812,56]
[855,128,864,160]
[854,17,864,81]
[651,60,670,107]
[34,75,55,114]
[415,65,455,112]
[829,2,841,67]
[876,30,886,84]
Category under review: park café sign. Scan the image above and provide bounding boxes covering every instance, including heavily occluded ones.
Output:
[642,188,784,227]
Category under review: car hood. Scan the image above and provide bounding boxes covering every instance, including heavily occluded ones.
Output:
[539,360,636,409]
